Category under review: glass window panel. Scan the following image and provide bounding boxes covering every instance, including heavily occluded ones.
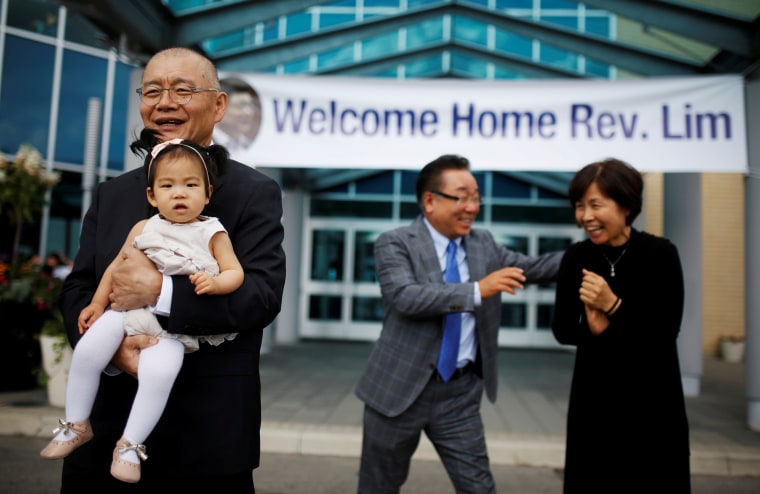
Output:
[0,36,54,155]
[495,0,533,9]
[309,295,342,320]
[366,0,402,7]
[493,173,531,199]
[354,231,381,282]
[500,302,526,328]
[462,0,489,7]
[363,32,400,59]
[537,303,554,330]
[585,58,611,78]
[472,172,486,193]
[539,236,574,255]
[406,19,444,49]
[204,30,247,54]
[8,0,59,35]
[352,296,384,322]
[286,12,312,36]
[401,171,417,195]
[453,17,487,45]
[452,53,488,78]
[495,31,532,58]
[540,44,578,71]
[492,205,576,224]
[326,0,356,7]
[401,202,421,220]
[318,13,355,29]
[356,171,394,194]
[65,12,109,48]
[164,0,231,13]
[263,20,278,42]
[405,54,444,76]
[540,15,577,30]
[108,62,132,171]
[538,188,566,200]
[56,51,107,164]
[311,199,393,218]
[493,66,524,79]
[495,234,528,255]
[586,17,611,37]
[311,229,345,281]
[318,182,350,194]
[283,58,312,73]
[51,170,84,220]
[541,0,577,8]
[317,45,355,70]
[368,68,399,78]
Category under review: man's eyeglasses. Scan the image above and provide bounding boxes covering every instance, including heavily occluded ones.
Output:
[430,190,482,207]
[136,85,219,106]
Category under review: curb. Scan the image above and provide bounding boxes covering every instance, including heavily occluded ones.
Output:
[4,405,759,478]
[259,421,760,477]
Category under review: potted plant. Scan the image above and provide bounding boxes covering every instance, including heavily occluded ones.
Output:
[39,309,72,407]
[0,260,64,390]
[0,143,61,390]
[719,335,745,363]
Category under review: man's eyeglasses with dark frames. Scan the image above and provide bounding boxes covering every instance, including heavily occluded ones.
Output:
[430,190,482,207]
[136,85,219,106]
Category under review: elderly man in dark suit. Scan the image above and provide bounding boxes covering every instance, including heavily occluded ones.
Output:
[58,47,285,493]
[355,154,563,493]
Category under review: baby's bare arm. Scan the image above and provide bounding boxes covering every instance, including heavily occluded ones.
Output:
[78,221,147,331]
[190,232,244,295]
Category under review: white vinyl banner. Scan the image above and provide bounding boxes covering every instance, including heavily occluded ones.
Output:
[215,73,747,173]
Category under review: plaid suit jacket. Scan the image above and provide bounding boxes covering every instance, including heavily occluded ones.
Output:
[355,216,562,417]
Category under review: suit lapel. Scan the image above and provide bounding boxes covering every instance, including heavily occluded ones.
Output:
[410,217,443,282]
[462,233,486,282]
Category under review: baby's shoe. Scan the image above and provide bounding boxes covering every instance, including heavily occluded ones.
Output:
[110,436,147,483]
[40,419,93,459]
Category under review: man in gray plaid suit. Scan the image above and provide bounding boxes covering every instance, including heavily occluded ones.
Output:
[355,155,563,493]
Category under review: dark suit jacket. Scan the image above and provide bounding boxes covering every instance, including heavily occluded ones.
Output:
[355,216,562,417]
[60,159,286,476]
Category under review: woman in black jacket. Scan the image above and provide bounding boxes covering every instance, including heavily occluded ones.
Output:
[552,158,691,494]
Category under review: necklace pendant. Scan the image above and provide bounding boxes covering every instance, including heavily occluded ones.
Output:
[611,267,616,277]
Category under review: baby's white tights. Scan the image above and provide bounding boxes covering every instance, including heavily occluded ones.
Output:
[57,310,185,463]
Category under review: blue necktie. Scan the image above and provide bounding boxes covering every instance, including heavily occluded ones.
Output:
[437,240,461,382]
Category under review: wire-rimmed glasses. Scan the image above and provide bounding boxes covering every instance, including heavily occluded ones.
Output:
[136,85,219,106]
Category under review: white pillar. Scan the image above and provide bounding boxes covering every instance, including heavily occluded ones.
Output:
[745,79,760,431]
[664,173,703,397]
[81,97,101,224]
[278,188,304,345]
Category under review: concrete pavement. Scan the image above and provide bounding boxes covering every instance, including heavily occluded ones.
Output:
[1,341,759,483]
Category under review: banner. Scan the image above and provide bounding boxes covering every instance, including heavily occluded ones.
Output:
[214,73,747,173]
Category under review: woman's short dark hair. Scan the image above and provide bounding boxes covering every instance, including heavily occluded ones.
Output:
[568,158,643,226]
[415,154,470,205]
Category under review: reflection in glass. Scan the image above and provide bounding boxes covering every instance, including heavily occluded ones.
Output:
[500,303,526,328]
[537,303,554,330]
[0,36,54,154]
[539,236,573,255]
[352,296,384,322]
[311,199,392,218]
[354,231,381,282]
[311,230,344,281]
[8,0,58,35]
[309,295,341,320]
[495,234,528,255]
